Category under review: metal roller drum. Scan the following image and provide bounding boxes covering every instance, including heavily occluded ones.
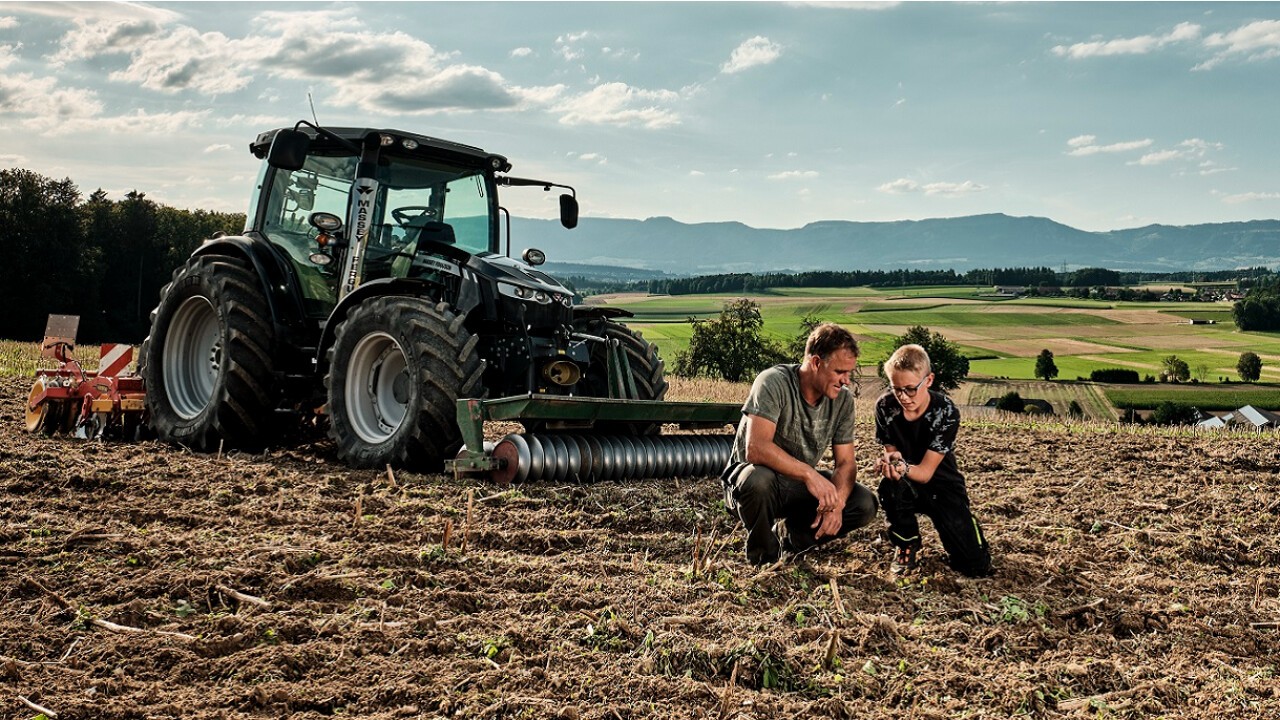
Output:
[490,433,735,483]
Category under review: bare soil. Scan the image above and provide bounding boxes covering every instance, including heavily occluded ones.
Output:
[3,376,1279,719]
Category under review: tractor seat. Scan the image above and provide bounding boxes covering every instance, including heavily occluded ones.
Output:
[404,219,456,246]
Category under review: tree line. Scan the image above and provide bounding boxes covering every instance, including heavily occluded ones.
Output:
[646,266,1277,297]
[1232,275,1280,331]
[2,168,245,344]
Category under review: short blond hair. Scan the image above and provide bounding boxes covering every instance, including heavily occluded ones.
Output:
[884,343,931,376]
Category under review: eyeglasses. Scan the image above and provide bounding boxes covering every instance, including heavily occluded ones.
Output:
[890,376,928,398]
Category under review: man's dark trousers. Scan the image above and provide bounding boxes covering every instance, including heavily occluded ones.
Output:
[724,464,878,565]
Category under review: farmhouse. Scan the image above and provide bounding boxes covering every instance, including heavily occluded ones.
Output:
[1196,404,1280,430]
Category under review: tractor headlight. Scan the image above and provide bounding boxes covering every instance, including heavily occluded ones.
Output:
[497,282,552,304]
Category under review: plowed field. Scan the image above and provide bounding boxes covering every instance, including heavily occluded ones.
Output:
[3,377,1278,719]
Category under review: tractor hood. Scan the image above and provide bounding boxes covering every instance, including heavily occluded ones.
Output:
[473,252,576,304]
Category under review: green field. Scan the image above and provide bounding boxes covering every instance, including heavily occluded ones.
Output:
[1103,385,1280,411]
[603,286,1280,409]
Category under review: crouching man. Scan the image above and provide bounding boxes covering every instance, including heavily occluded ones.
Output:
[720,323,878,565]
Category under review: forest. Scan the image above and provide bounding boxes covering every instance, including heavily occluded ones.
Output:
[2,168,245,343]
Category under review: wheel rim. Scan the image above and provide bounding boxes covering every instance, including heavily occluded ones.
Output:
[164,295,221,420]
[345,331,411,444]
[25,377,48,433]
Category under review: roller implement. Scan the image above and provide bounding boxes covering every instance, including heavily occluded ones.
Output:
[120,120,737,479]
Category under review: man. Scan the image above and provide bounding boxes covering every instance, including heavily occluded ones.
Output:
[721,323,878,565]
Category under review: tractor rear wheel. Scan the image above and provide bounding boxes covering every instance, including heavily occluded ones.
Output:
[571,318,669,435]
[326,297,484,470]
[140,254,277,451]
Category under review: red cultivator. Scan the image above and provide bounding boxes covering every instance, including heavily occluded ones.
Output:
[25,315,146,440]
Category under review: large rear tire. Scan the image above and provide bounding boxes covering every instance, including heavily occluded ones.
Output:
[572,318,668,435]
[326,297,484,470]
[140,255,277,451]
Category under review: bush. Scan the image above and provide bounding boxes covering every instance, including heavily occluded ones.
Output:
[1090,368,1140,383]
[1067,400,1084,418]
[995,391,1025,413]
[1238,351,1263,383]
[672,298,788,382]
[1150,400,1198,425]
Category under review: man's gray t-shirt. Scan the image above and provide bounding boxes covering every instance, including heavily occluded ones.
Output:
[726,364,856,471]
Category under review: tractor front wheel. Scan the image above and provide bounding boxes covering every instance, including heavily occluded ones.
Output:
[571,318,669,435]
[326,297,484,470]
[140,254,278,451]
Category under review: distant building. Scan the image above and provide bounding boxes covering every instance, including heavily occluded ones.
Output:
[1196,405,1280,430]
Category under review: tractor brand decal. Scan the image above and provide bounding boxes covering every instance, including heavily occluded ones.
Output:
[413,255,461,276]
[340,179,379,299]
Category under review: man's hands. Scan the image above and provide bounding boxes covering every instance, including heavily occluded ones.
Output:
[805,469,845,539]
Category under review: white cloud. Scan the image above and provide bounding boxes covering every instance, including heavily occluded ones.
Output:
[1198,19,1280,70]
[1133,149,1182,166]
[578,152,607,165]
[0,16,16,30]
[1128,137,1225,166]
[877,178,986,196]
[510,47,534,58]
[0,152,26,164]
[555,82,680,129]
[721,36,783,74]
[1066,137,1153,156]
[689,170,705,177]
[1222,191,1280,204]
[203,144,232,153]
[43,8,552,114]
[1052,22,1200,59]
[768,170,819,180]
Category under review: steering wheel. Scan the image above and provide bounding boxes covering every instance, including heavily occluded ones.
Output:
[391,206,436,226]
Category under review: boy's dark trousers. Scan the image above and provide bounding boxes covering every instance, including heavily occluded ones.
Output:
[877,476,991,577]
[723,463,878,565]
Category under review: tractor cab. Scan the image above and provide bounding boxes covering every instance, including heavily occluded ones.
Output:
[248,123,578,319]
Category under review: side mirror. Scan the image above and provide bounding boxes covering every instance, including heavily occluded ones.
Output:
[559,193,578,229]
[268,129,311,171]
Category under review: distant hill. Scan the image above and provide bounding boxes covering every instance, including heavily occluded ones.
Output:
[510,213,1280,275]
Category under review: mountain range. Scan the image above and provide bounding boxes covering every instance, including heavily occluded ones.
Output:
[512,213,1280,276]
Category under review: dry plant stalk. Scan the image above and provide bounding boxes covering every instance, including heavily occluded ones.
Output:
[385,464,397,487]
[829,578,845,616]
[442,518,454,550]
[462,490,474,553]
[353,495,363,526]
[19,695,58,719]
[215,584,273,611]
[823,629,841,669]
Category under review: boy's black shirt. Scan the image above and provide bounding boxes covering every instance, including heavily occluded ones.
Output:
[874,389,966,487]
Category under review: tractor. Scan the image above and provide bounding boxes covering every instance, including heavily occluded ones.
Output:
[140,122,667,470]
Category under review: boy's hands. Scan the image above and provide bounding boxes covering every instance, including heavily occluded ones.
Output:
[878,450,908,480]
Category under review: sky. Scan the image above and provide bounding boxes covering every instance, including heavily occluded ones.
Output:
[1,1,1279,232]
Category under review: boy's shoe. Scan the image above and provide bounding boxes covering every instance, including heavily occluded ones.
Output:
[892,545,920,574]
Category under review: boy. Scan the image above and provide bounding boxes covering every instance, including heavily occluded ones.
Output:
[875,344,991,577]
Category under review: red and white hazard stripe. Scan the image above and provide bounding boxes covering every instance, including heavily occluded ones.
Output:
[98,344,133,377]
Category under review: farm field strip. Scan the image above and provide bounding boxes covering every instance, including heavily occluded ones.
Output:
[1103,385,1280,411]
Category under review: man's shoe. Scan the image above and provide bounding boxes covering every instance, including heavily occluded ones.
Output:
[892,545,920,574]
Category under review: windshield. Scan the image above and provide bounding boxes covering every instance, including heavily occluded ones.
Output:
[374,156,494,256]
